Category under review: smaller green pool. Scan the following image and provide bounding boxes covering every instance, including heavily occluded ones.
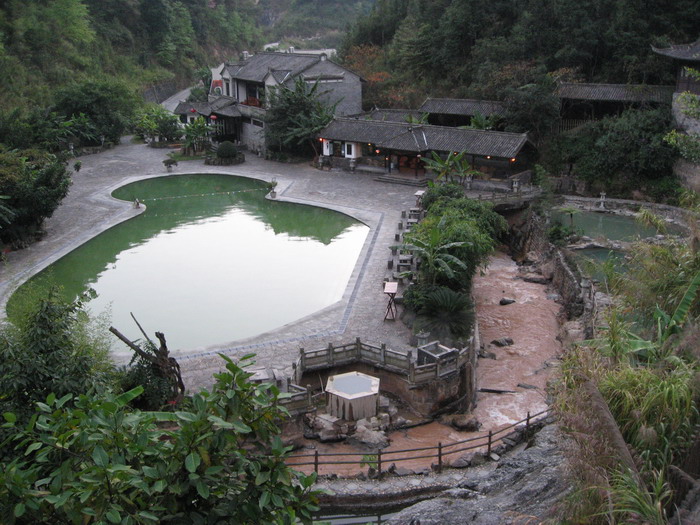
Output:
[552,209,678,241]
[10,175,369,358]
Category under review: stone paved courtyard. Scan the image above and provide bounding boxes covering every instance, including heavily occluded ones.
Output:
[0,138,419,391]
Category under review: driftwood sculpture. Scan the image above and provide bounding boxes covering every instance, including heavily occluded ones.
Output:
[110,313,185,403]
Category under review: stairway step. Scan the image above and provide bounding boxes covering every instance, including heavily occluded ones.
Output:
[374,176,430,187]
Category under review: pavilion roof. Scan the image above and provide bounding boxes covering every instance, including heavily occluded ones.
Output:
[652,39,700,62]
[555,82,674,103]
[419,98,506,117]
[318,118,529,158]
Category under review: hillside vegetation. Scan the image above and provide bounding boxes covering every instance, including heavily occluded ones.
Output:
[340,0,700,105]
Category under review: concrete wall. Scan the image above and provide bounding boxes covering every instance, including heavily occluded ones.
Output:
[561,195,689,227]
[674,158,700,194]
[240,120,265,153]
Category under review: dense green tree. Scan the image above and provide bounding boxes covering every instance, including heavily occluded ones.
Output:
[0,148,72,245]
[574,107,677,191]
[0,288,113,436]
[134,104,183,143]
[502,75,561,144]
[53,79,140,145]
[265,78,336,157]
[0,356,321,524]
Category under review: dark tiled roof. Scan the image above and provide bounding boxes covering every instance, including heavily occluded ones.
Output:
[214,105,241,118]
[350,108,428,123]
[652,39,700,62]
[556,82,674,103]
[224,52,360,84]
[419,98,506,117]
[173,101,212,116]
[318,118,529,158]
[173,98,240,118]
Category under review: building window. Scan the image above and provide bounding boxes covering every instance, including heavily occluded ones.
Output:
[225,81,230,97]
[252,119,264,128]
[346,143,353,157]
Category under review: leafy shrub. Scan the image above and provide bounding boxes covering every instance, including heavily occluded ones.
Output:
[600,365,698,469]
[216,140,238,159]
[402,283,443,312]
[547,219,577,245]
[421,182,465,211]
[414,287,474,343]
[119,357,173,411]
[0,147,71,246]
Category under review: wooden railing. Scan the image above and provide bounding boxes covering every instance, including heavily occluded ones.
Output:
[286,409,550,475]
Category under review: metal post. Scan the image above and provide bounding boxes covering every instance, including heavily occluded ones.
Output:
[377,450,382,476]
[487,430,492,456]
[438,442,443,472]
[314,450,319,474]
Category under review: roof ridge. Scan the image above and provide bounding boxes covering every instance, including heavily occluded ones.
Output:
[333,116,528,136]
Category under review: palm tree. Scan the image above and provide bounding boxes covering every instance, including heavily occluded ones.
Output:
[422,151,479,185]
[396,216,469,285]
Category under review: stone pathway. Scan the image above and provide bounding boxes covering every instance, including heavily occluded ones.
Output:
[0,138,418,391]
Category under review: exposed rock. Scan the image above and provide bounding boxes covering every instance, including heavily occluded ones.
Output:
[489,452,501,462]
[499,297,516,305]
[490,337,514,347]
[387,425,570,525]
[442,488,478,500]
[522,273,550,284]
[318,429,345,443]
[347,427,389,450]
[478,350,497,359]
[517,383,538,390]
[450,415,481,432]
[378,395,391,410]
[450,453,473,468]
[394,467,415,477]
[470,451,487,466]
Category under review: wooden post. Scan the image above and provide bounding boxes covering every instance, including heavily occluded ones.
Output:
[526,411,531,439]
[356,337,362,359]
[314,450,319,474]
[328,342,334,366]
[487,430,492,456]
[377,450,382,476]
[408,350,414,382]
[299,348,305,371]
[306,385,312,405]
[438,442,443,472]
[380,343,386,365]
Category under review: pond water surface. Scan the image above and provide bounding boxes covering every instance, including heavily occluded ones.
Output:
[10,175,369,358]
[552,209,674,241]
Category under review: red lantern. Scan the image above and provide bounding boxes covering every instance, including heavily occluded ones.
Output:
[190,108,196,113]
[210,114,217,120]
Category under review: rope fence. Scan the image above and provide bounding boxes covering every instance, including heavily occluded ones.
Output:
[286,409,550,475]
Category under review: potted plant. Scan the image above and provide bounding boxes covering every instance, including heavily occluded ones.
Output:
[268,179,278,199]
[163,158,178,172]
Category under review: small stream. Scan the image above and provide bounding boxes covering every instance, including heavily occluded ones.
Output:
[290,252,562,478]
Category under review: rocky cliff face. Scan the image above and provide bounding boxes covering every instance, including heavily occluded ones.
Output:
[387,424,570,525]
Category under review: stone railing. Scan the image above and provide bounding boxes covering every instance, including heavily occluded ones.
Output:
[279,335,479,417]
[293,337,475,386]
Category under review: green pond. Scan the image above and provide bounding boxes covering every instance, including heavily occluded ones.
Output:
[10,174,369,359]
[552,209,676,241]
